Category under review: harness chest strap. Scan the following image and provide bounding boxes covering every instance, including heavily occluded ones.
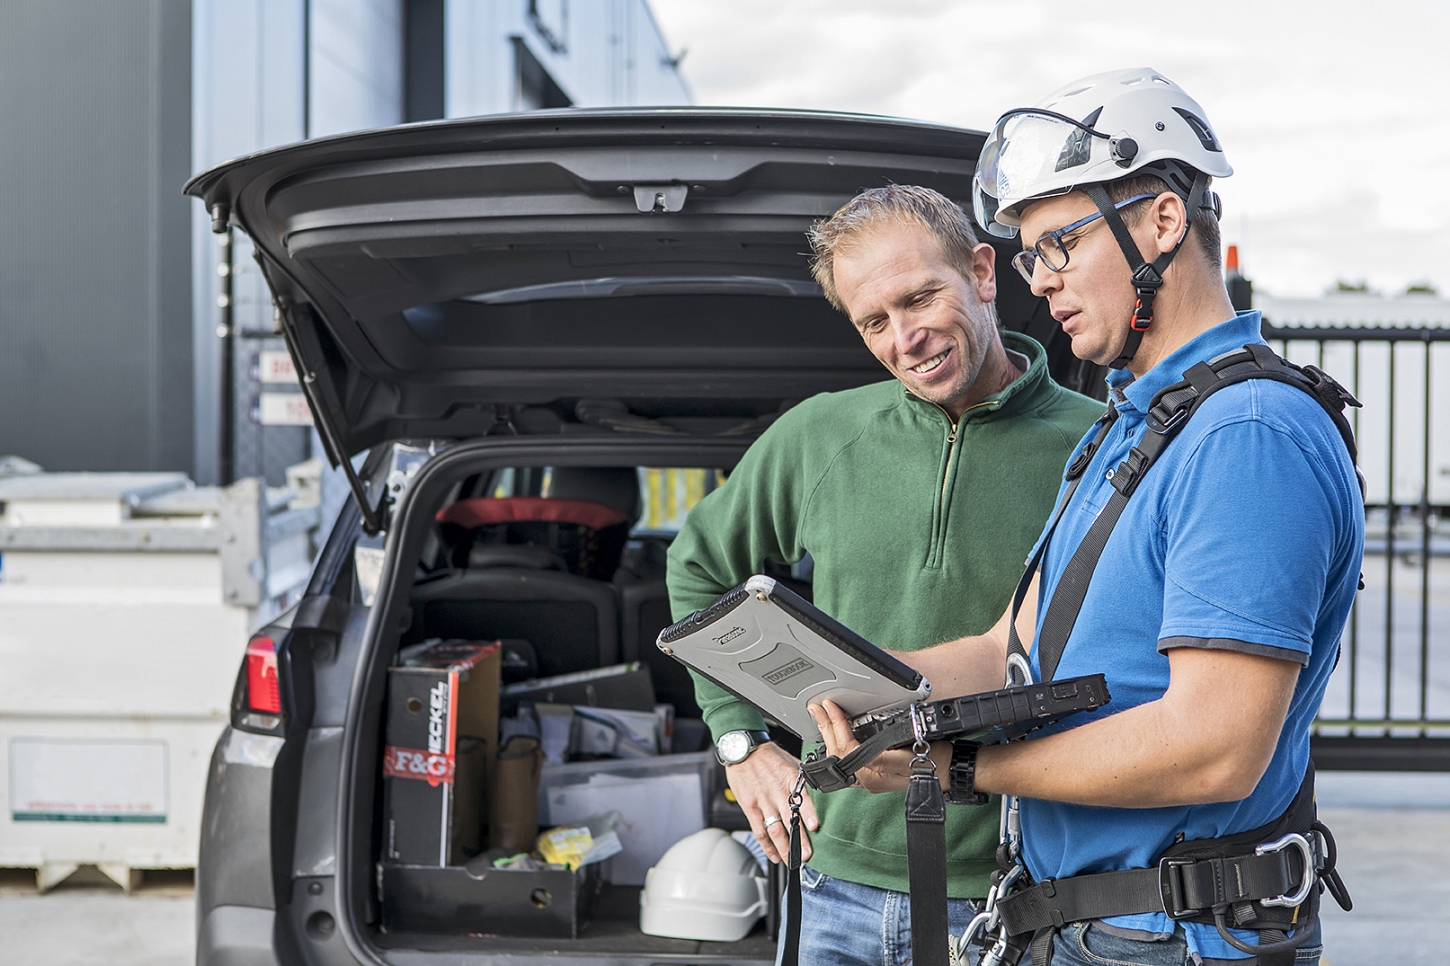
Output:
[1017,343,1361,683]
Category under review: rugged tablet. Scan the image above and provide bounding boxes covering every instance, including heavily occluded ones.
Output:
[659,576,1110,748]
[657,575,929,741]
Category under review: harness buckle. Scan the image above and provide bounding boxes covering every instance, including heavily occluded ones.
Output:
[1147,402,1192,434]
[1256,832,1316,908]
[799,749,856,793]
[1157,857,1202,920]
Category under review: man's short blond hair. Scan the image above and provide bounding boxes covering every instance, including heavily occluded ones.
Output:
[808,185,989,315]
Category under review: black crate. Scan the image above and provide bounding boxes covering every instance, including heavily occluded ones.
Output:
[379,861,601,939]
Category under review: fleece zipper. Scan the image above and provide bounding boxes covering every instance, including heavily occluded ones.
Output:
[925,398,1000,569]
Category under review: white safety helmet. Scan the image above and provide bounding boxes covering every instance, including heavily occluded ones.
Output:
[639,828,770,942]
[973,67,1232,238]
[972,68,1234,369]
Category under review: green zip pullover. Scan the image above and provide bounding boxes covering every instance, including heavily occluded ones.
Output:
[666,331,1104,897]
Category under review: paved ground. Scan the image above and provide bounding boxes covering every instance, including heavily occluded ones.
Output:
[2,772,1445,965]
[1315,771,1450,966]
[0,867,194,966]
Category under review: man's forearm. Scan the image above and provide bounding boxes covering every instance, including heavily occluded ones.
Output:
[814,645,1299,809]
[892,568,1038,699]
[974,647,1299,807]
[890,633,1008,699]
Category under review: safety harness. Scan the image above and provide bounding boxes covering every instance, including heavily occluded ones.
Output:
[782,343,1361,966]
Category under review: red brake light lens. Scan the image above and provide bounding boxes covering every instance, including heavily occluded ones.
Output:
[245,635,282,714]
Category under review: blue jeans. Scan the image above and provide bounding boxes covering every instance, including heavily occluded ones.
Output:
[775,864,981,966]
[1044,920,1323,966]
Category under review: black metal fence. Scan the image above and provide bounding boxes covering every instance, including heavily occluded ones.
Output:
[1263,324,1450,770]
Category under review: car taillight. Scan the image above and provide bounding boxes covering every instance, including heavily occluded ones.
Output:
[246,635,282,714]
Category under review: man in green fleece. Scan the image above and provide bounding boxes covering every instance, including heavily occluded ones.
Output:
[666,184,1103,965]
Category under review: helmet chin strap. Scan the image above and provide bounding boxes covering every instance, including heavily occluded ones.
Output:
[1084,172,1212,370]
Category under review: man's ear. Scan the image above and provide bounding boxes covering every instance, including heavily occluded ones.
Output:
[1148,192,1190,256]
[967,242,997,303]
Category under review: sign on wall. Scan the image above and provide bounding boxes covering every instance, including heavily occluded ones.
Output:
[9,738,167,823]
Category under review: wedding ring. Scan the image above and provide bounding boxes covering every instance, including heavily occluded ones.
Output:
[763,815,781,828]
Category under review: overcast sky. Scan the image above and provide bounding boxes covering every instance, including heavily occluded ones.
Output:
[648,0,1450,299]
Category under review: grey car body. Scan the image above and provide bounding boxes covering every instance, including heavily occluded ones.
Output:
[184,107,1089,966]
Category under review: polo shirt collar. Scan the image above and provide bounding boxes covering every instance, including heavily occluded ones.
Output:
[1105,310,1264,415]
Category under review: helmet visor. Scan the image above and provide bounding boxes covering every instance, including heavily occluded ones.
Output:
[973,110,1109,227]
[980,110,1108,199]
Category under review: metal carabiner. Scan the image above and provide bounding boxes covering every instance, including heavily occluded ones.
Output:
[955,911,993,964]
[953,861,1026,965]
[1005,652,1033,688]
[1256,832,1316,908]
[909,703,933,761]
[983,864,1023,932]
[789,765,807,810]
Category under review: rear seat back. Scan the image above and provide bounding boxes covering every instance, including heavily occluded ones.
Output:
[614,537,698,717]
[415,467,698,713]
[410,569,620,678]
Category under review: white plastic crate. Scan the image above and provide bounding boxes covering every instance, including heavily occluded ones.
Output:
[538,751,718,886]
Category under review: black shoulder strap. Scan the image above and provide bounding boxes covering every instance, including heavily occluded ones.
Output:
[1004,405,1119,684]
[1032,344,1361,682]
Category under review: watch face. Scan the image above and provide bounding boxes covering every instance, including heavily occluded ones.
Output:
[717,731,751,764]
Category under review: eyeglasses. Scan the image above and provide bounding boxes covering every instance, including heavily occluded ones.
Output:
[1009,194,1156,284]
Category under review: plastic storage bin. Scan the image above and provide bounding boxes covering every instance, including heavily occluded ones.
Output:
[538,751,717,886]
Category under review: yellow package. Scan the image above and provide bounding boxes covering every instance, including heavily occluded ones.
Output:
[537,826,593,869]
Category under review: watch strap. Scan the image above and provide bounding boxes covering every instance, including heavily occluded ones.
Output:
[717,729,772,764]
[945,741,988,806]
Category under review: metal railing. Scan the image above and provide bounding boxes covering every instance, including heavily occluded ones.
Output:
[1263,324,1450,769]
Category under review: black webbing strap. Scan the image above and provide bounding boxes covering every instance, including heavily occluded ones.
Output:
[1031,345,1361,682]
[794,720,952,966]
[1004,406,1119,681]
[996,765,1350,966]
[995,848,1304,935]
[799,718,916,792]
[781,752,951,966]
[780,787,805,966]
[905,763,950,966]
[1034,427,1172,681]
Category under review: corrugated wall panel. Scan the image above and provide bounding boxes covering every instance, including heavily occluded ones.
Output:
[0,0,193,472]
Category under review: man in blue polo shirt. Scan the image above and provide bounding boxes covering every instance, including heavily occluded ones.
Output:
[811,69,1362,966]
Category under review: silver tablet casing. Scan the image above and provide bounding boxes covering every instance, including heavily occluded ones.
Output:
[657,575,932,742]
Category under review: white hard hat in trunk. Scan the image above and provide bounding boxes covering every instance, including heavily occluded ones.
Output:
[639,828,770,942]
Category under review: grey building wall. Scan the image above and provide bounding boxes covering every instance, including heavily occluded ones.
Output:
[191,0,405,487]
[0,0,687,483]
[0,1,194,473]
[190,0,687,488]
[446,0,690,116]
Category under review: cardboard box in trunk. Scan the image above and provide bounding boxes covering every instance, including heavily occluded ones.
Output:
[383,640,501,866]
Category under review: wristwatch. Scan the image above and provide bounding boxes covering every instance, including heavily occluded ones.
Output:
[715,729,772,765]
[945,741,989,806]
